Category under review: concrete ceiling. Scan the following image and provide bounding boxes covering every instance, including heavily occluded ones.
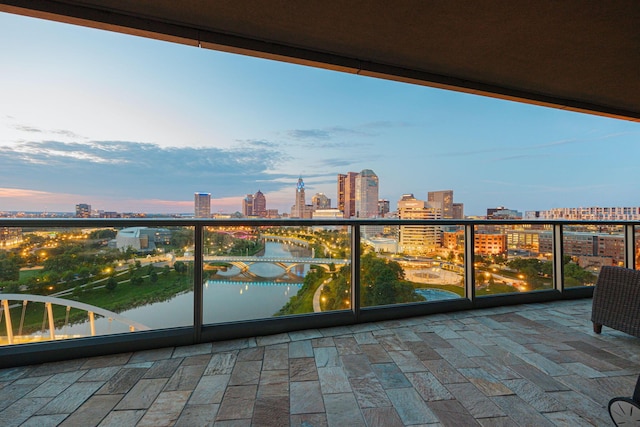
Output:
[2,0,639,121]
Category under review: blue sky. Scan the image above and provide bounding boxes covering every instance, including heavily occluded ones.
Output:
[1,12,638,216]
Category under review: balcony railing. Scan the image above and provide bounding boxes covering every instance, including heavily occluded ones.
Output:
[0,218,636,367]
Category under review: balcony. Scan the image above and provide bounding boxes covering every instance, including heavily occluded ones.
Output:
[0,218,638,423]
[0,217,637,362]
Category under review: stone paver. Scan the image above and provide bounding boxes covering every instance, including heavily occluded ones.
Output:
[0,299,637,426]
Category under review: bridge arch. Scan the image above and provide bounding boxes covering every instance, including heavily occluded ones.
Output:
[0,294,150,345]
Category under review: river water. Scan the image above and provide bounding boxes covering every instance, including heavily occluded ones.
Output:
[51,242,309,337]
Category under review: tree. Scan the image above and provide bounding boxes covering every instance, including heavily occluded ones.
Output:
[0,252,20,281]
[105,276,118,292]
[89,229,116,240]
[174,261,187,274]
[149,270,158,284]
[130,274,144,286]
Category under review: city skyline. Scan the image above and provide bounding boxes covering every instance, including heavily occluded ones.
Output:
[1,12,639,216]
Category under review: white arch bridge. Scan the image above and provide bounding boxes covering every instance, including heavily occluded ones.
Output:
[0,294,150,345]
[201,256,350,278]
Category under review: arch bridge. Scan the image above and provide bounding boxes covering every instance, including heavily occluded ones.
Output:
[0,294,150,345]
[204,255,348,274]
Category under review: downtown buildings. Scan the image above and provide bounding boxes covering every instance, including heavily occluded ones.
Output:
[338,169,379,219]
[243,190,267,217]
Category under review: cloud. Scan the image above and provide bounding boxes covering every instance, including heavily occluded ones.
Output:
[0,140,292,209]
[14,125,41,133]
[0,187,52,197]
[238,139,280,148]
[491,154,551,162]
[285,121,412,142]
[315,158,355,168]
[287,129,331,140]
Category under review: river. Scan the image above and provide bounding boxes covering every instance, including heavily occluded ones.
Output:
[51,241,310,337]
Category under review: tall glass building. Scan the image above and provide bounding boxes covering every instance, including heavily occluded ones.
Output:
[194,192,211,218]
[355,169,379,218]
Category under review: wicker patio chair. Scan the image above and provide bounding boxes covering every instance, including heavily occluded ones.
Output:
[591,266,640,338]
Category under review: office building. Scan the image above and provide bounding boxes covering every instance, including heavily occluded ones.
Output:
[427,190,453,218]
[452,203,464,219]
[355,169,379,218]
[337,172,358,218]
[378,199,390,216]
[531,206,640,221]
[242,194,254,216]
[253,190,267,217]
[312,193,331,210]
[487,207,522,219]
[397,194,442,255]
[75,203,91,218]
[194,193,211,218]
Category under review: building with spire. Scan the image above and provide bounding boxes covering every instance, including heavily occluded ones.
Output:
[291,177,312,218]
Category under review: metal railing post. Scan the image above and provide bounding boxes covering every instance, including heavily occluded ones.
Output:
[351,225,361,321]
[553,223,564,292]
[194,224,204,342]
[464,224,475,301]
[625,224,636,269]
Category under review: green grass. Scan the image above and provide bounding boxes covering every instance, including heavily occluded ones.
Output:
[18,269,44,281]
[5,269,192,334]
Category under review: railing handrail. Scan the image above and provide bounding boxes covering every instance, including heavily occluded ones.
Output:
[1,217,640,228]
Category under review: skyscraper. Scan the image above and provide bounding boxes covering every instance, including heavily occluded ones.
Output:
[291,177,311,218]
[194,192,211,218]
[428,190,454,218]
[242,194,254,216]
[355,169,379,218]
[253,190,266,217]
[338,172,358,218]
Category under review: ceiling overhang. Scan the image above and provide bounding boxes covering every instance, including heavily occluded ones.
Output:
[1,0,639,122]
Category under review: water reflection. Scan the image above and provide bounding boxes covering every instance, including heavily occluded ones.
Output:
[51,241,310,336]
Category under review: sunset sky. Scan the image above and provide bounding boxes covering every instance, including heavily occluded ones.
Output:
[1,12,638,216]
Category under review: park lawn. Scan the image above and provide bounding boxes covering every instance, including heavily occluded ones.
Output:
[289,283,316,314]
[19,268,44,281]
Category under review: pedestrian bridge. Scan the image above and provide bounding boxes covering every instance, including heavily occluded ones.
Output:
[0,294,150,345]
[203,255,349,277]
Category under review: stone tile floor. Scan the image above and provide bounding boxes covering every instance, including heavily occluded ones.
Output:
[0,298,639,426]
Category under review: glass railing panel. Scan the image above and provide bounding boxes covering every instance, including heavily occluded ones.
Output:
[202,225,351,323]
[475,223,553,296]
[0,225,193,346]
[360,224,464,308]
[561,223,621,287]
